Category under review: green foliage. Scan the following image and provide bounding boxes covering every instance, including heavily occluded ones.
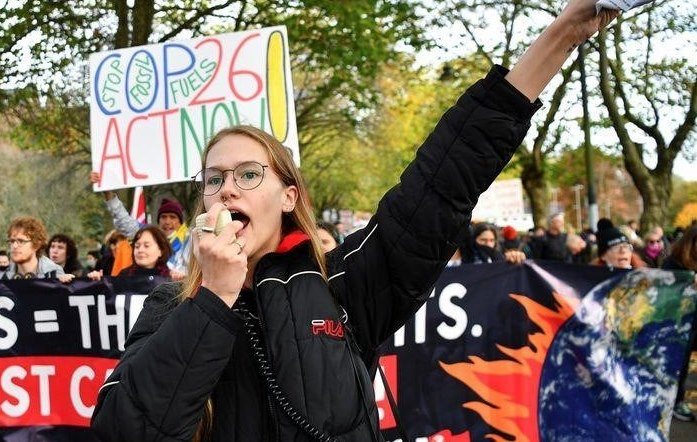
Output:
[0,140,110,254]
[0,0,432,232]
[302,54,488,213]
[669,179,697,226]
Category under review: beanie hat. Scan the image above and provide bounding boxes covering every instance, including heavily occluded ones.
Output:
[157,198,184,223]
[597,218,614,233]
[502,225,517,241]
[596,227,629,257]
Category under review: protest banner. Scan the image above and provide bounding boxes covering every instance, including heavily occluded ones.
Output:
[1,265,694,441]
[89,26,298,191]
[378,263,696,441]
[0,277,166,440]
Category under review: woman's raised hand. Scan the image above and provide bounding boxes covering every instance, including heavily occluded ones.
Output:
[559,0,620,47]
[193,203,247,307]
[506,0,621,102]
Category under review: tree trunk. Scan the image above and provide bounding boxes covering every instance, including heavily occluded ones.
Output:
[521,156,548,228]
[131,0,155,46]
[634,172,672,233]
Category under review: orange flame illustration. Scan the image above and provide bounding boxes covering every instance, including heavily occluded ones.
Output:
[440,292,579,442]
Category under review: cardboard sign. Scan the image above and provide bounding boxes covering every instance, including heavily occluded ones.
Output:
[90,26,298,191]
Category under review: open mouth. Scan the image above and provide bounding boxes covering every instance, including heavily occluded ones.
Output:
[230,210,250,229]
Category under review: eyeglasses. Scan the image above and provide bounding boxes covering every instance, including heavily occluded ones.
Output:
[609,243,633,253]
[7,238,32,247]
[192,162,269,195]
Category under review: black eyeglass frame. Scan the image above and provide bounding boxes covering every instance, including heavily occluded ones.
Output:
[7,238,33,247]
[191,161,269,195]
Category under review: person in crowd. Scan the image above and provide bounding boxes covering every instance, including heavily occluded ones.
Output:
[670,226,685,244]
[89,172,190,280]
[566,232,590,264]
[88,226,171,280]
[532,212,570,262]
[333,221,347,244]
[316,220,340,253]
[88,230,132,279]
[590,226,634,269]
[47,233,84,277]
[662,225,697,422]
[595,218,646,268]
[117,226,172,278]
[1,217,71,282]
[640,227,668,268]
[500,225,523,253]
[85,249,101,272]
[91,2,620,440]
[0,250,9,272]
[461,223,527,265]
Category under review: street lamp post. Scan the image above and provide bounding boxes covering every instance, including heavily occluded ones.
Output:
[573,184,584,232]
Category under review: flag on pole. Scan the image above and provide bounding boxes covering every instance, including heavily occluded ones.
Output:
[131,186,147,225]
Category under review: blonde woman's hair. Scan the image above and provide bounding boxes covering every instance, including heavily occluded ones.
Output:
[181,126,326,303]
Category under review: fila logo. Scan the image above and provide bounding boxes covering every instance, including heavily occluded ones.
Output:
[311,319,344,339]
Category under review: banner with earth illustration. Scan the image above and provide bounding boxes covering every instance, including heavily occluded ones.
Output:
[0,264,695,441]
[377,262,697,441]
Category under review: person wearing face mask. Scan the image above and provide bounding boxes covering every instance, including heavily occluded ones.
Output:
[461,223,526,265]
[640,227,668,268]
[91,2,621,440]
[0,250,9,272]
[85,250,101,272]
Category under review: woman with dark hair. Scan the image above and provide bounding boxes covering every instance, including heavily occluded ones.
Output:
[662,226,697,422]
[461,223,526,264]
[316,220,341,253]
[92,2,619,440]
[116,225,172,278]
[47,233,84,276]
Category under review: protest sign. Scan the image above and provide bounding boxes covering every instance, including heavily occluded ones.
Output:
[89,26,298,191]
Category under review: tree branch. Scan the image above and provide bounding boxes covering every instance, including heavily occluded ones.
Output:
[597,27,651,187]
[156,1,238,43]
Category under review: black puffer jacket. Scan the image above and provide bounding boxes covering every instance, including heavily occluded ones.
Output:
[90,66,540,441]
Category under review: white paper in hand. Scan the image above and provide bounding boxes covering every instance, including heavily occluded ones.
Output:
[596,0,653,13]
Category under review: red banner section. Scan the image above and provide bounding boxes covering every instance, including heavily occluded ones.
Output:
[376,354,397,429]
[0,356,118,427]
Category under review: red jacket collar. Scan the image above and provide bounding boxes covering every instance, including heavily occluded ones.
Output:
[276,230,310,253]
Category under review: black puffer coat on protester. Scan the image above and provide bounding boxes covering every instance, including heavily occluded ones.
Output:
[90,66,540,441]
